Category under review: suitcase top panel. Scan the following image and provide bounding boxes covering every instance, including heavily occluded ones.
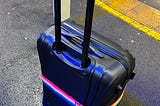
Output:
[44,21,135,76]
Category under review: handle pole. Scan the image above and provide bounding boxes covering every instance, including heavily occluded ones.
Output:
[81,0,95,68]
[54,0,61,52]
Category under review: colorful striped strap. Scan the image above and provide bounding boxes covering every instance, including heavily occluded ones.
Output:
[40,73,83,106]
[40,73,125,106]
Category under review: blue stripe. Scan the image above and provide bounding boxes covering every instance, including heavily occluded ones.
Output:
[103,46,121,56]
[42,80,75,106]
[95,65,104,74]
[62,52,81,66]
[91,41,121,57]
[45,35,55,44]
[62,24,83,36]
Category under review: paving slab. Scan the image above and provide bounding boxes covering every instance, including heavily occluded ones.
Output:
[139,0,160,10]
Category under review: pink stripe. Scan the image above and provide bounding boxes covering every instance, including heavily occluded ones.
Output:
[40,73,83,106]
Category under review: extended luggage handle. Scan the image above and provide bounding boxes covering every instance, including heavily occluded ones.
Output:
[54,0,95,68]
[54,0,61,52]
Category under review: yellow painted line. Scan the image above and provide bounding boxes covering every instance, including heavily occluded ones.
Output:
[95,0,160,40]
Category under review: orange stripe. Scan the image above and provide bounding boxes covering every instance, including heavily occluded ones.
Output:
[111,86,126,106]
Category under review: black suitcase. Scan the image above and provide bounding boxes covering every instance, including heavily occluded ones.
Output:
[37,0,136,106]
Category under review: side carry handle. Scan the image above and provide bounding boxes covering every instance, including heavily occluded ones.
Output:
[54,0,95,68]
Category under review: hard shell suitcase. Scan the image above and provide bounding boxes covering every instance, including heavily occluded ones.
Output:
[37,0,136,106]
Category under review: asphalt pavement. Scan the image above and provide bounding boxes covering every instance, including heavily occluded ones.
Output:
[0,0,160,106]
[139,0,160,10]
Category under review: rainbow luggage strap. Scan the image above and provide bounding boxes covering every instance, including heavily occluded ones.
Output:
[40,73,125,106]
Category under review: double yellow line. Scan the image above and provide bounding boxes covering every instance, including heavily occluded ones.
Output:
[95,0,160,40]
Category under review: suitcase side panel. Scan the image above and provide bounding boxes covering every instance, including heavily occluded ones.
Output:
[91,61,127,106]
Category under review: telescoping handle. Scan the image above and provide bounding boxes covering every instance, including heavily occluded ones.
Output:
[82,0,95,68]
[54,0,95,68]
[54,0,61,52]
